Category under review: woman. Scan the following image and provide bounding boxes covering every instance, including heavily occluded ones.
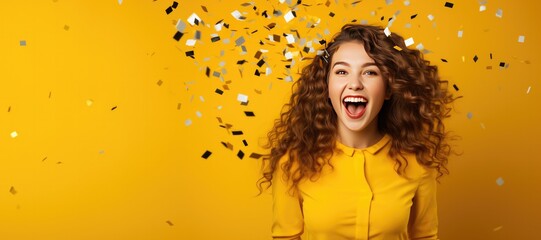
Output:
[258,24,456,240]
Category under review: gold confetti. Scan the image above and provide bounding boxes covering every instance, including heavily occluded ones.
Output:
[86,99,94,107]
[493,225,503,231]
[10,131,18,138]
[9,186,17,195]
[393,45,402,51]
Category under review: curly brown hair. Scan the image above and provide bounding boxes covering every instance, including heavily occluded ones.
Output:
[257,24,458,193]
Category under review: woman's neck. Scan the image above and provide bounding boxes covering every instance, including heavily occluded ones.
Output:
[336,124,384,149]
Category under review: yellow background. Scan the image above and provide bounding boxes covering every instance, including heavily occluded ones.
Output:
[1,0,539,239]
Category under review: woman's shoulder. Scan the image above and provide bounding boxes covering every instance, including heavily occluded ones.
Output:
[388,148,437,180]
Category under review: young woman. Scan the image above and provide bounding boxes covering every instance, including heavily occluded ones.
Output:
[258,24,456,240]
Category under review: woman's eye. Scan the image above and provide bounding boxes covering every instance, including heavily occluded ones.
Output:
[364,70,378,76]
[335,70,347,75]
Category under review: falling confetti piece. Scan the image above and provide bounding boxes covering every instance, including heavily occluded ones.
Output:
[201,150,212,159]
[479,5,486,12]
[444,2,454,8]
[176,19,186,32]
[495,9,503,18]
[185,119,192,126]
[384,27,391,37]
[237,150,245,159]
[111,106,117,111]
[244,111,255,117]
[187,13,202,26]
[403,0,410,6]
[196,111,202,118]
[526,86,531,94]
[20,40,26,46]
[457,30,463,38]
[473,55,478,62]
[232,131,243,135]
[173,31,183,41]
[118,0,122,5]
[453,84,459,91]
[235,36,245,46]
[284,10,296,23]
[242,140,248,146]
[285,34,295,44]
[427,14,434,21]
[496,177,504,186]
[467,112,473,119]
[86,99,93,107]
[221,142,234,150]
[186,39,196,46]
[10,131,18,138]
[518,35,525,43]
[64,25,70,31]
[480,123,486,129]
[157,80,163,86]
[493,226,503,231]
[404,37,414,47]
[166,220,174,226]
[237,93,248,103]
[231,10,245,21]
[42,157,48,162]
[249,153,263,159]
[9,186,17,195]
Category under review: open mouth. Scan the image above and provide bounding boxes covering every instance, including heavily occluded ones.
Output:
[343,96,367,118]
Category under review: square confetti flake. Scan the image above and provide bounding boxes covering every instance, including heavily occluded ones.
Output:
[404,37,414,47]
[237,93,248,103]
[284,10,296,23]
[496,177,504,186]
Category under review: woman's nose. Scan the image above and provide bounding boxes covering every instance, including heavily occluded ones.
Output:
[347,75,364,90]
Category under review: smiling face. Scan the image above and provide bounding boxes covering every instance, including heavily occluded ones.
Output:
[328,41,389,148]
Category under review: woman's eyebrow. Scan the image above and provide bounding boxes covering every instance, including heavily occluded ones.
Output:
[332,61,350,68]
[332,61,377,68]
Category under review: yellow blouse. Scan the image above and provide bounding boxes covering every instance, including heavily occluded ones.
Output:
[272,135,439,240]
